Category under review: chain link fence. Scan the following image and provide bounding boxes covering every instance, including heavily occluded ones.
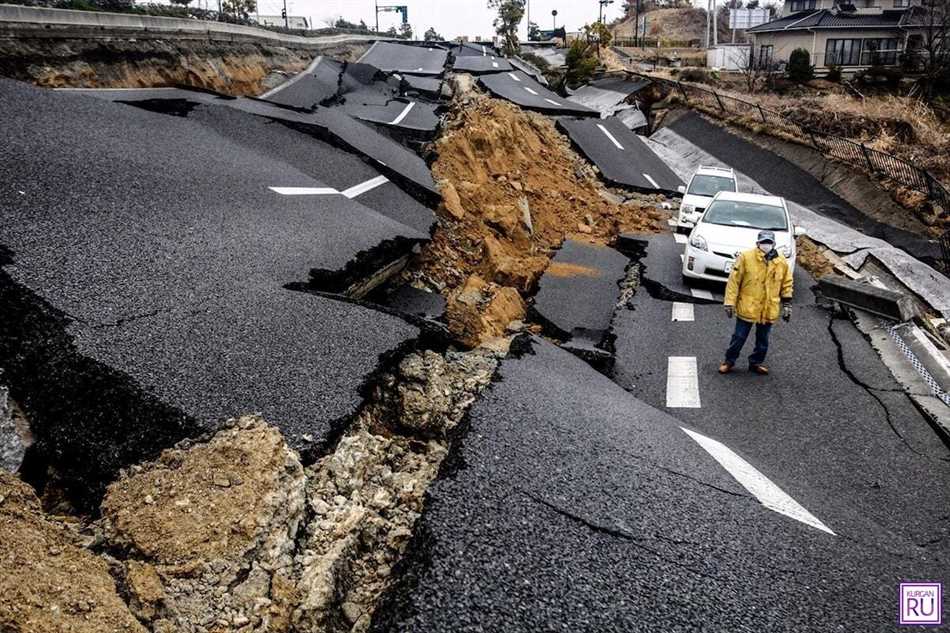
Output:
[636,73,950,272]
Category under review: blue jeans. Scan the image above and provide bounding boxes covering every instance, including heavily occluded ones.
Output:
[725,318,772,367]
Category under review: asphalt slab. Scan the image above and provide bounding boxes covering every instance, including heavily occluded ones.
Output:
[357,41,448,76]
[479,71,597,116]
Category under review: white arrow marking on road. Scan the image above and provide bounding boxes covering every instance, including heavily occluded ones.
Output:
[524,86,540,95]
[672,302,694,322]
[390,102,416,125]
[666,356,701,408]
[673,233,688,244]
[680,427,836,535]
[269,186,338,195]
[544,98,561,106]
[597,124,625,150]
[642,173,661,189]
[341,175,389,198]
[508,72,521,81]
[690,288,714,300]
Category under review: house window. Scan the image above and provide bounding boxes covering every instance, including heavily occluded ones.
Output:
[787,0,817,11]
[825,38,863,66]
[860,38,900,65]
[758,45,774,68]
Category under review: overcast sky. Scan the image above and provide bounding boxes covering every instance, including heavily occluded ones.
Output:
[253,0,629,40]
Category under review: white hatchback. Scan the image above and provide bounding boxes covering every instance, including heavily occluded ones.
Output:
[676,165,738,233]
[682,191,804,284]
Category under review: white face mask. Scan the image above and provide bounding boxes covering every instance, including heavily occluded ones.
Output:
[758,242,773,254]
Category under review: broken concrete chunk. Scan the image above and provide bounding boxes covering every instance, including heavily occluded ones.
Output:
[0,472,146,633]
[446,276,527,348]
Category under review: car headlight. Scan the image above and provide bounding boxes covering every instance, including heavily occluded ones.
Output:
[779,246,791,257]
[681,204,695,214]
[689,235,708,251]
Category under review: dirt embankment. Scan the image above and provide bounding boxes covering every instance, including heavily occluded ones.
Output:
[410,94,667,346]
[0,38,367,94]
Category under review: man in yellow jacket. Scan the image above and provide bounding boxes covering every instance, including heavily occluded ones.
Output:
[719,230,793,375]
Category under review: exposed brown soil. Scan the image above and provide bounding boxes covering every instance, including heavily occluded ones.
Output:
[0,472,145,633]
[796,236,835,279]
[411,95,667,346]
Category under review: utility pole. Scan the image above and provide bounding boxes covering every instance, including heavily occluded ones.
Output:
[712,0,718,47]
[633,0,641,47]
[526,0,530,41]
[375,0,379,32]
[282,0,288,29]
[552,8,557,30]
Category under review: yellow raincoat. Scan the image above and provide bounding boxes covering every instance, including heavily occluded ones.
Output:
[724,248,794,324]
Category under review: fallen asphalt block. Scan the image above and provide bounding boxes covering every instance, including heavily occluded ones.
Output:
[567,76,651,117]
[0,79,425,510]
[558,116,684,193]
[531,240,629,346]
[258,55,343,109]
[369,337,931,632]
[451,54,512,74]
[357,41,448,75]
[453,41,500,57]
[618,233,722,303]
[479,71,597,117]
[335,63,441,136]
[818,276,918,321]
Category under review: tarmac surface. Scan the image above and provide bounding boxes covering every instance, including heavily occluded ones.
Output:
[357,41,448,75]
[259,55,342,109]
[559,116,683,193]
[479,71,597,116]
[0,79,424,507]
[451,55,512,74]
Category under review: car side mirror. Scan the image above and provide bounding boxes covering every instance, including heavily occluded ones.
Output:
[677,185,686,194]
[793,225,807,237]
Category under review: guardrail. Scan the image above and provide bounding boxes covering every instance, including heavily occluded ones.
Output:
[637,72,950,271]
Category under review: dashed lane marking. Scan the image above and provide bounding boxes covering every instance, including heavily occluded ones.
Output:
[508,72,521,81]
[642,173,660,189]
[680,428,836,535]
[524,86,540,96]
[672,302,694,322]
[340,175,390,198]
[673,233,687,244]
[492,61,499,68]
[544,98,561,106]
[690,288,714,300]
[666,356,701,408]
[597,124,625,150]
[269,176,389,200]
[390,102,416,126]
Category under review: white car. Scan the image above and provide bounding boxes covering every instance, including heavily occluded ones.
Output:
[676,166,738,233]
[682,191,804,284]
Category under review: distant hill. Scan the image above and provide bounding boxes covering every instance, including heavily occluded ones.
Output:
[611,8,739,45]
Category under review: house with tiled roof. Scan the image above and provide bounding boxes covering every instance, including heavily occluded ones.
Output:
[747,0,931,74]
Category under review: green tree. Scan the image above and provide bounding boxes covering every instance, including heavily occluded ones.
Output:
[399,22,413,39]
[488,0,525,55]
[423,27,443,41]
[564,39,598,87]
[385,25,398,36]
[335,18,359,28]
[527,21,540,41]
[169,0,192,7]
[786,47,814,82]
[222,0,254,19]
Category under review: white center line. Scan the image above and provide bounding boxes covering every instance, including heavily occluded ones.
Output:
[269,186,338,195]
[690,288,714,300]
[680,427,836,535]
[666,356,701,408]
[597,123,625,150]
[672,302,695,322]
[508,72,521,81]
[492,61,499,68]
[642,173,660,189]
[524,86,539,95]
[390,102,416,125]
[341,175,390,198]
[481,45,486,55]
[543,98,561,105]
[673,233,688,244]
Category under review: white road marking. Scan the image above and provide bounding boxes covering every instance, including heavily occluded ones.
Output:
[524,86,539,95]
[680,427,836,535]
[642,173,661,189]
[690,288,714,300]
[666,356,701,408]
[597,124,625,150]
[508,72,521,81]
[543,98,561,105]
[269,186,338,195]
[492,61,499,68]
[341,175,389,198]
[390,102,416,125]
[259,55,323,98]
[416,67,425,71]
[673,233,688,244]
[482,45,487,55]
[672,302,695,322]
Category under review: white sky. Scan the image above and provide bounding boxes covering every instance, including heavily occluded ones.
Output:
[252,0,628,40]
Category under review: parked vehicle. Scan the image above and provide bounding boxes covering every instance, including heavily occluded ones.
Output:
[676,166,738,233]
[682,191,804,283]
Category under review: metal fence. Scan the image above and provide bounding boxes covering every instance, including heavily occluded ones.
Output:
[642,74,950,271]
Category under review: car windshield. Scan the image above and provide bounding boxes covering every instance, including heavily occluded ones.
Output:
[702,200,788,230]
[688,174,735,197]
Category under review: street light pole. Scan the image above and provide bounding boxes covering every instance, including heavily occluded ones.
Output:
[375,0,379,32]
[283,0,288,29]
